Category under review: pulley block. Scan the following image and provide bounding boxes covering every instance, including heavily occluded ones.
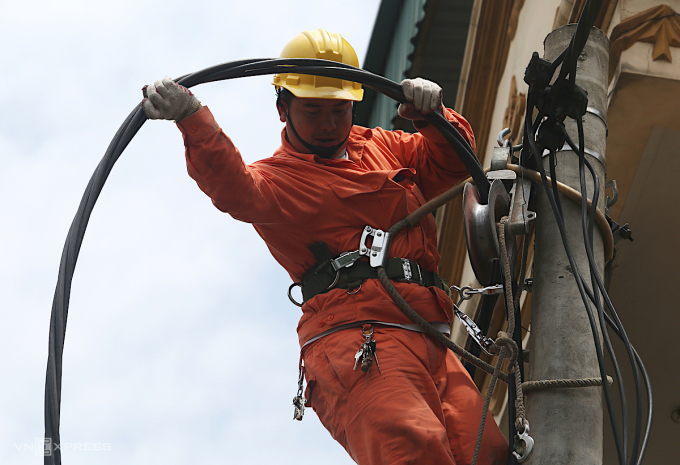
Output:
[462,180,516,286]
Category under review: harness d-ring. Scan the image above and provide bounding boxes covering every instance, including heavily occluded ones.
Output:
[347,284,362,295]
[288,282,304,307]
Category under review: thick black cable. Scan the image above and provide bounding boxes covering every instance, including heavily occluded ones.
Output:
[44,105,146,465]
[559,0,604,82]
[564,121,645,465]
[43,59,488,465]
[524,95,626,465]
[564,121,631,460]
[602,314,653,465]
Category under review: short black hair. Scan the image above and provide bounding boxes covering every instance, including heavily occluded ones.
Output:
[276,87,295,110]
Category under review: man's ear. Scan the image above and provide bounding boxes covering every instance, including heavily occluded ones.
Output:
[276,102,287,123]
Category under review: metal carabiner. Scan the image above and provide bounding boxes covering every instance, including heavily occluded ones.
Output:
[512,423,535,463]
[449,284,474,307]
[288,282,304,307]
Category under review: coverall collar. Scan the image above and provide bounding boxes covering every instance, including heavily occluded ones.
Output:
[277,125,373,165]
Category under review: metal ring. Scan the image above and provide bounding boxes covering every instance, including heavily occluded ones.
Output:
[544,142,607,172]
[288,282,304,307]
[461,285,474,301]
[586,106,608,136]
[347,284,362,295]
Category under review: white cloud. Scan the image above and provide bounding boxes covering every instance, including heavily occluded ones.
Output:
[0,1,380,464]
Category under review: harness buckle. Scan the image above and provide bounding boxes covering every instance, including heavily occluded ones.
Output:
[359,225,391,268]
[329,225,392,275]
[400,258,423,284]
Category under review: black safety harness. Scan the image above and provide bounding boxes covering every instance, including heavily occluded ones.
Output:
[288,232,448,307]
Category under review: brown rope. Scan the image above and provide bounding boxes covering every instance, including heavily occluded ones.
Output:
[522,376,613,392]
[471,346,507,465]
[472,218,522,465]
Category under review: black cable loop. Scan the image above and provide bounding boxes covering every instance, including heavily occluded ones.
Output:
[564,120,645,465]
[563,119,630,462]
[43,58,490,465]
[524,92,627,465]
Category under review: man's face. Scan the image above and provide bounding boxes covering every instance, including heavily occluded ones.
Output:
[278,97,353,157]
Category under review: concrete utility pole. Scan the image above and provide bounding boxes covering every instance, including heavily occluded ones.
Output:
[527,26,609,464]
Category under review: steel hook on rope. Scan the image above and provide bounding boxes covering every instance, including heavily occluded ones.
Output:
[512,422,535,463]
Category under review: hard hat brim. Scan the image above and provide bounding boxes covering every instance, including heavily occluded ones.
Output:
[279,83,363,101]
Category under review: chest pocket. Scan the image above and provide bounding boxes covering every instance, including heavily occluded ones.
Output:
[328,173,387,198]
[327,173,409,231]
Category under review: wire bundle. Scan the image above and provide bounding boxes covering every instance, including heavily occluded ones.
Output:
[520,1,652,464]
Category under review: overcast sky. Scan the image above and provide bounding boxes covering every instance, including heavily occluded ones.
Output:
[0,1,381,464]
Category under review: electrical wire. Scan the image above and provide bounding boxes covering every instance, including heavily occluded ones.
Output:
[564,122,646,465]
[42,58,487,465]
[519,4,653,460]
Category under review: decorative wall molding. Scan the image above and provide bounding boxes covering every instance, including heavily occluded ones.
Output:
[437,0,525,290]
[609,4,680,82]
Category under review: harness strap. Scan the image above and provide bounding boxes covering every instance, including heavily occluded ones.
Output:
[301,255,448,303]
[301,320,452,349]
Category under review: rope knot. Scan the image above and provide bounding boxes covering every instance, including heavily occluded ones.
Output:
[494,332,519,370]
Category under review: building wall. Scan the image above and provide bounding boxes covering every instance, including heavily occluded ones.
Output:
[446,1,680,461]
[367,0,426,129]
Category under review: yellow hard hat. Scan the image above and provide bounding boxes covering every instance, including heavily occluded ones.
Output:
[272,28,364,101]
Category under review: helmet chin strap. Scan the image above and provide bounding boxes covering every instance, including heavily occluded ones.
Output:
[285,109,354,159]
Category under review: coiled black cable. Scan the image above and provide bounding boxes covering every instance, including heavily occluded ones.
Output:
[43,58,488,465]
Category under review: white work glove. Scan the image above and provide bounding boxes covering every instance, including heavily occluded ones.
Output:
[142,77,202,122]
[398,77,443,120]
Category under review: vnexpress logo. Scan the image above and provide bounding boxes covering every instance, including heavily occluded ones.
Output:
[36,438,52,456]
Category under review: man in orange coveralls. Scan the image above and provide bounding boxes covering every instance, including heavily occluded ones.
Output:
[143,28,507,465]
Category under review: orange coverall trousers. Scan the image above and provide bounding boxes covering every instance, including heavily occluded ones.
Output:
[302,326,508,465]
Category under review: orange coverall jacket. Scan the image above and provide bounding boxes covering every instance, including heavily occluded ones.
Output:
[177,106,508,464]
[178,106,473,346]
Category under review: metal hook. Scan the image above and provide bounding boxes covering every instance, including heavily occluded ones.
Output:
[497,128,511,148]
[512,423,535,463]
[327,269,340,290]
[288,282,304,307]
